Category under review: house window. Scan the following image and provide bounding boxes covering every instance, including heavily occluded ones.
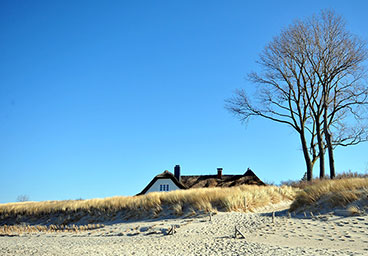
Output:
[160,184,169,191]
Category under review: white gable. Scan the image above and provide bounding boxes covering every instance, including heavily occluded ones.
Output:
[145,178,181,194]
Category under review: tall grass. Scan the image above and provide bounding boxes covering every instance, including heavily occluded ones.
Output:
[282,171,368,189]
[0,224,104,236]
[0,185,297,225]
[290,178,368,212]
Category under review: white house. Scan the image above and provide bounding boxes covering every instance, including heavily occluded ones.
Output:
[137,165,187,195]
[137,165,265,195]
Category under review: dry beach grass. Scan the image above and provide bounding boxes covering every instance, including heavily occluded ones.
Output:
[0,223,104,236]
[290,178,368,213]
[0,184,297,227]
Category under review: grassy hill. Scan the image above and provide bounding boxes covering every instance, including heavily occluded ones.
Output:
[290,178,368,215]
[0,185,296,226]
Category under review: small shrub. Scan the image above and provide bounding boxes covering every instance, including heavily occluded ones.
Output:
[347,205,361,216]
[16,195,30,202]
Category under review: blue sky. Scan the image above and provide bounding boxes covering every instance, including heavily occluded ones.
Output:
[1,0,368,203]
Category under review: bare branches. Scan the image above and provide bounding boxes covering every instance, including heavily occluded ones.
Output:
[226,9,368,181]
[307,10,368,178]
[225,89,299,130]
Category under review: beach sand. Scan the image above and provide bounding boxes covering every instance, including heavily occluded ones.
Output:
[1,201,367,255]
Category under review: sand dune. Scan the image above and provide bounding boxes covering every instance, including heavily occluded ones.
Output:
[1,201,367,255]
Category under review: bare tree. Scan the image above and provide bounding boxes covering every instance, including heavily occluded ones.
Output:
[16,194,30,202]
[226,21,321,181]
[226,9,368,180]
[301,10,368,178]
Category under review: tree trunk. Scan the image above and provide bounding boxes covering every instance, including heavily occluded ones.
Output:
[300,130,313,181]
[324,128,336,179]
[316,122,325,179]
[323,101,336,179]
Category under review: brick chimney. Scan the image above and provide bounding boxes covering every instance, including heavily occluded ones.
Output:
[217,168,223,179]
[174,165,181,182]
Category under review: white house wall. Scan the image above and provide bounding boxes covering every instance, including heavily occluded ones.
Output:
[145,178,181,194]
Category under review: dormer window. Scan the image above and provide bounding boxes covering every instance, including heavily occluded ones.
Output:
[160,184,169,191]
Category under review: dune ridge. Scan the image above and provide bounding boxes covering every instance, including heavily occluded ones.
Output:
[0,185,296,226]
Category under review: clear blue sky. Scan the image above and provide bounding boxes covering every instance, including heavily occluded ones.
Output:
[1,0,367,203]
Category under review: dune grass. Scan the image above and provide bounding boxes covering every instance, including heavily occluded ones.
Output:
[290,178,368,212]
[0,223,104,236]
[0,185,297,226]
[3,178,367,226]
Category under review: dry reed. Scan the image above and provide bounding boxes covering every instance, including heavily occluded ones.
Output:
[0,223,104,236]
[290,178,368,212]
[0,185,297,226]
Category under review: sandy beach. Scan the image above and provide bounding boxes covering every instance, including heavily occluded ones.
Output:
[1,201,367,256]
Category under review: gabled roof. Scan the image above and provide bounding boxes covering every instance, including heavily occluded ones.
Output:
[180,168,265,188]
[137,170,187,195]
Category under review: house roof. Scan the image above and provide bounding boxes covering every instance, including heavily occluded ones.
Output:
[137,168,265,195]
[180,168,265,188]
[137,170,187,195]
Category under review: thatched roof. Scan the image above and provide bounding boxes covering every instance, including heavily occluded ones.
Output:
[181,169,265,188]
[137,168,264,195]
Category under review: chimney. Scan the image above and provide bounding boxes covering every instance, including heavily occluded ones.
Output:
[174,165,181,182]
[217,168,223,179]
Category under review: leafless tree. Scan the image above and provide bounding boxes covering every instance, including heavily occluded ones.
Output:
[226,10,368,180]
[226,20,321,181]
[301,10,368,178]
[16,194,30,202]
